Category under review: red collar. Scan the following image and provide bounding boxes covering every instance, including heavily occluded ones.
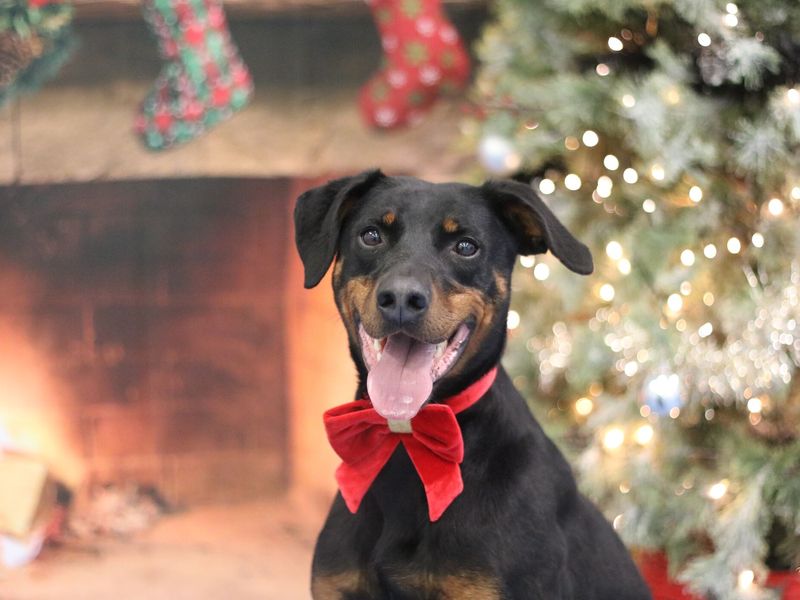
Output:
[323,367,498,522]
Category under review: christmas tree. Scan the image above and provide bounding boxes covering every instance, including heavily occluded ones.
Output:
[470,1,800,597]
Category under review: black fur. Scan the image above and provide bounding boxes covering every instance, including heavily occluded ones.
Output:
[295,172,651,599]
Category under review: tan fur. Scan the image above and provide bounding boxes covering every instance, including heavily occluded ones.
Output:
[442,217,459,233]
[383,211,396,225]
[332,260,344,284]
[493,269,509,300]
[437,574,503,599]
[311,572,366,599]
[506,204,542,240]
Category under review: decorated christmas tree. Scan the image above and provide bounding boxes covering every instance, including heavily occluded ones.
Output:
[470,1,800,597]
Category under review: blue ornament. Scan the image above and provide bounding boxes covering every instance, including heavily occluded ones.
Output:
[643,373,683,416]
[478,134,521,175]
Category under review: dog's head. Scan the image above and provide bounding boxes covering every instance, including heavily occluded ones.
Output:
[295,170,592,420]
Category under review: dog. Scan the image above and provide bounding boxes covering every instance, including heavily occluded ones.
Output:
[294,170,652,599]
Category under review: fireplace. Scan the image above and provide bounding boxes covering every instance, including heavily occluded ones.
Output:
[0,178,336,507]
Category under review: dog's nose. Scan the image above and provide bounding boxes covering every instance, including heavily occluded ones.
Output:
[376,276,430,326]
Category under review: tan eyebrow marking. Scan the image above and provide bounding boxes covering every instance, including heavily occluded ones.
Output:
[442,218,459,233]
[382,211,396,225]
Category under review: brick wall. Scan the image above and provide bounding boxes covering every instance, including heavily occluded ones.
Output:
[0,179,291,505]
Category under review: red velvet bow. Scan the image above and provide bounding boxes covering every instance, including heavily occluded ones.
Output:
[323,368,497,522]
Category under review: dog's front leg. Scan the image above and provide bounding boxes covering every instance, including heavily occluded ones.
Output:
[311,494,382,600]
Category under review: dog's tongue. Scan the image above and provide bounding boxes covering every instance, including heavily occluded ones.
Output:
[367,333,436,421]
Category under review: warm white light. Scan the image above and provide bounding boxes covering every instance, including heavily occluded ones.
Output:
[597,176,613,198]
[624,361,639,377]
[747,397,763,414]
[608,36,624,52]
[727,237,742,254]
[606,241,624,261]
[768,197,784,216]
[698,33,711,47]
[669,406,681,419]
[752,233,764,248]
[533,263,550,281]
[703,292,715,306]
[787,89,800,105]
[680,281,692,295]
[582,130,599,147]
[737,570,755,591]
[704,243,717,258]
[599,284,616,302]
[708,480,729,500]
[623,168,639,184]
[564,173,582,190]
[519,255,536,268]
[634,424,654,445]
[723,13,738,27]
[622,94,636,108]
[575,397,594,416]
[618,259,632,275]
[650,164,665,181]
[667,293,683,313]
[689,185,703,203]
[643,199,656,213]
[726,2,738,14]
[613,514,624,530]
[792,187,800,201]
[507,310,521,330]
[539,178,556,195]
[698,322,714,338]
[604,155,620,171]
[596,63,610,76]
[680,249,696,266]
[603,427,625,450]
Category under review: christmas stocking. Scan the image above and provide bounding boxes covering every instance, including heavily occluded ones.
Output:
[359,0,470,129]
[135,0,253,151]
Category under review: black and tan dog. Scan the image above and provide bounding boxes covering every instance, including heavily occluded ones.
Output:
[294,170,651,599]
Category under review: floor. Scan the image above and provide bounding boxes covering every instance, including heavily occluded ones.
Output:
[1,499,322,600]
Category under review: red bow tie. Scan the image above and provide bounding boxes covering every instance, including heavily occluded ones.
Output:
[323,367,498,522]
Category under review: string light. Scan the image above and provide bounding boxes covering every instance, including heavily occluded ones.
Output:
[622,94,636,107]
[643,198,656,213]
[723,13,739,27]
[582,130,599,147]
[726,2,738,14]
[575,397,594,416]
[604,155,620,171]
[737,570,755,591]
[792,187,800,200]
[697,33,711,47]
[680,249,696,266]
[623,168,639,183]
[565,136,580,150]
[596,63,610,76]
[608,36,624,52]
[650,164,665,181]
[767,198,784,216]
[606,241,624,261]
[689,185,703,203]
[564,173,582,190]
[618,258,632,275]
[727,237,742,254]
[707,479,729,500]
[507,310,521,330]
[752,233,764,248]
[669,406,681,418]
[533,263,550,281]
[680,281,692,295]
[698,322,714,338]
[597,176,613,198]
[665,87,681,105]
[634,424,654,445]
[787,89,800,106]
[599,284,616,302]
[667,293,683,313]
[539,178,556,195]
[613,514,624,530]
[747,397,763,413]
[704,243,717,258]
[603,427,625,450]
[703,292,715,306]
[519,255,536,268]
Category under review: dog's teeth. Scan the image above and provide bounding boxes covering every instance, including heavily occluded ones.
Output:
[435,342,446,358]
[373,338,381,351]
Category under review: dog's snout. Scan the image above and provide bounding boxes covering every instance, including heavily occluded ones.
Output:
[376,276,430,325]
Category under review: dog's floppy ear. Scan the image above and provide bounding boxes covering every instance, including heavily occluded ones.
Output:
[482,179,593,275]
[294,169,386,288]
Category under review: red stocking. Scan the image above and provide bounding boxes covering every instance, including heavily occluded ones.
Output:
[359,0,470,129]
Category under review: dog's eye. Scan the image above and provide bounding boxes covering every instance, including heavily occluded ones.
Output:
[454,239,479,257]
[360,227,383,247]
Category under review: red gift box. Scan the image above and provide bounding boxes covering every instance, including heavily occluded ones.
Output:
[638,552,800,600]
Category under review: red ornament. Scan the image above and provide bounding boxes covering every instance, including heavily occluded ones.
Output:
[212,85,230,106]
[184,22,206,46]
[154,109,173,131]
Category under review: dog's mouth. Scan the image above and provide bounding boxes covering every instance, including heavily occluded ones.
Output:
[358,322,472,421]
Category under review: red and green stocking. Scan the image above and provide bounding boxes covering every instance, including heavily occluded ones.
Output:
[359,0,470,129]
[134,0,253,150]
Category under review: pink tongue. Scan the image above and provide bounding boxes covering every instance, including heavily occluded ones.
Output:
[367,333,436,421]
